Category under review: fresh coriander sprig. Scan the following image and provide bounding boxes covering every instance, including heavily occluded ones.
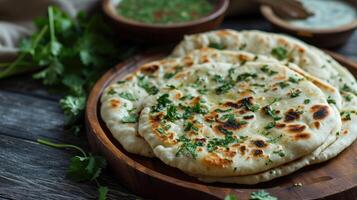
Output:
[37,139,108,200]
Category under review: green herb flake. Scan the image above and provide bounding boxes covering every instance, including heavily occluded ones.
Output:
[250,190,277,200]
[273,150,285,157]
[271,47,288,60]
[264,121,276,130]
[176,136,204,159]
[152,93,172,112]
[224,194,238,200]
[236,73,258,82]
[209,42,225,50]
[345,95,353,102]
[121,113,138,123]
[263,106,282,121]
[261,65,278,76]
[327,96,336,105]
[288,76,303,83]
[119,92,136,101]
[278,81,290,89]
[138,75,159,95]
[289,88,301,98]
[304,99,311,104]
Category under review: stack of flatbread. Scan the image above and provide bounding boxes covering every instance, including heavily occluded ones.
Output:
[100,30,357,184]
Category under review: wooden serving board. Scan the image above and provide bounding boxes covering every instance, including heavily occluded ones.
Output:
[85,49,357,200]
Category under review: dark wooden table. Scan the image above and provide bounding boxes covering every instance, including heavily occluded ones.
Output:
[0,17,356,200]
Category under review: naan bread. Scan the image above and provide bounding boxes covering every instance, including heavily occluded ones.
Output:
[138,61,340,177]
[101,48,340,158]
[172,29,357,166]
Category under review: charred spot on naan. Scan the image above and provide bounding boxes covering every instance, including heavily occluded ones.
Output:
[252,149,264,157]
[140,63,160,74]
[252,140,268,148]
[313,121,321,129]
[110,99,121,108]
[294,133,311,140]
[286,124,306,133]
[275,123,286,129]
[284,109,302,122]
[310,105,330,120]
[202,152,232,168]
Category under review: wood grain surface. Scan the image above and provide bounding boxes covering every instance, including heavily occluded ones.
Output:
[0,17,356,200]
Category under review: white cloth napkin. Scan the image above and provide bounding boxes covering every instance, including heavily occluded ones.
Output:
[0,0,99,62]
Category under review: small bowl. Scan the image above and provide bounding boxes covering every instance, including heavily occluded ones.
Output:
[102,0,229,44]
[260,3,357,48]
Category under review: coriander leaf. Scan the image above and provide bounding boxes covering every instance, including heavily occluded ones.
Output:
[60,95,86,125]
[98,186,109,200]
[119,92,137,101]
[176,136,204,159]
[261,65,278,76]
[271,47,287,60]
[250,190,277,200]
[327,96,336,105]
[138,76,159,95]
[67,155,107,182]
[121,113,138,123]
[152,94,172,112]
[225,194,238,200]
[209,42,225,50]
[62,74,85,96]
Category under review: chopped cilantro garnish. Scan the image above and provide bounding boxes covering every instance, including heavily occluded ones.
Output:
[345,95,353,102]
[273,150,285,157]
[152,93,172,112]
[212,74,224,83]
[165,105,181,121]
[176,135,204,159]
[107,88,116,95]
[341,84,357,95]
[138,75,159,95]
[239,43,247,50]
[288,76,303,83]
[263,106,282,121]
[119,92,136,101]
[180,94,194,101]
[208,42,225,50]
[184,122,199,132]
[207,135,246,152]
[264,121,276,130]
[156,127,167,135]
[341,111,355,121]
[241,98,260,112]
[215,81,235,94]
[121,113,138,123]
[278,81,290,89]
[271,47,288,60]
[163,66,183,79]
[163,72,175,79]
[304,99,311,104]
[236,73,258,82]
[214,108,233,113]
[261,65,278,76]
[289,88,301,98]
[327,96,336,105]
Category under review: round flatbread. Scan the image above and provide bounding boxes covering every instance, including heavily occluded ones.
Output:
[101,48,341,158]
[172,29,357,166]
[138,61,340,177]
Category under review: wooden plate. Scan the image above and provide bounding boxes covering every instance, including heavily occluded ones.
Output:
[85,49,357,200]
